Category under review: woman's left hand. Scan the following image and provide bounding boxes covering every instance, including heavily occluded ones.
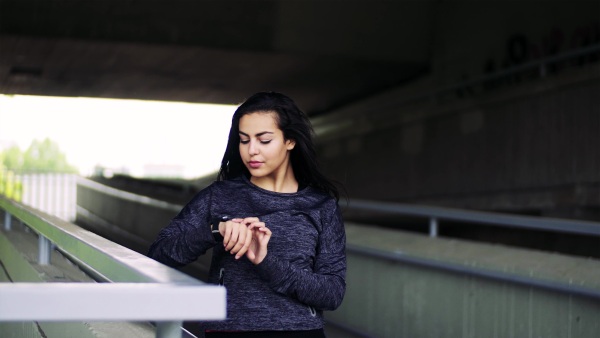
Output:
[244,217,272,265]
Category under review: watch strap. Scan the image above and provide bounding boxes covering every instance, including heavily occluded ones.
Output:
[210,215,229,242]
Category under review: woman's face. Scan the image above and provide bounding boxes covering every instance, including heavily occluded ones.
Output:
[238,111,295,180]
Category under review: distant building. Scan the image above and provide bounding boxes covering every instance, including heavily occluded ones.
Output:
[143,164,184,178]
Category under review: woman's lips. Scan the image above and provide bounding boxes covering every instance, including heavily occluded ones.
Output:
[248,161,262,169]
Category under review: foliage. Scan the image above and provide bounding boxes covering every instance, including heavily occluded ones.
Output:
[0,138,78,173]
[1,145,22,170]
[0,167,22,201]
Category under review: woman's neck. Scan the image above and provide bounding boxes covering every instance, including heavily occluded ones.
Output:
[250,167,298,193]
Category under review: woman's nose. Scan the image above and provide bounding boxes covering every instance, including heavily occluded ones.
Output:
[248,141,259,155]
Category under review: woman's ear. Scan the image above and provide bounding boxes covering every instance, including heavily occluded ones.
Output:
[286,139,296,150]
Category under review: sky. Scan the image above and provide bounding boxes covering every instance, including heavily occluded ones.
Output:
[0,94,235,179]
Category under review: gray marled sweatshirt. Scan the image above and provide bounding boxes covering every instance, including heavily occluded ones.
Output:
[147,175,346,332]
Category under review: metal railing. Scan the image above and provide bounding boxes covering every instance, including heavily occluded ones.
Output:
[77,176,600,242]
[73,176,600,298]
[75,176,600,248]
[0,195,226,338]
[345,198,600,238]
[0,170,78,222]
[345,242,600,301]
[342,198,600,301]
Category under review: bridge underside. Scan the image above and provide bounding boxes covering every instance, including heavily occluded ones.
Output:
[0,0,430,115]
[1,1,599,222]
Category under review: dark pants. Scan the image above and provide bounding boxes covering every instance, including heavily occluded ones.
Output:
[205,329,326,338]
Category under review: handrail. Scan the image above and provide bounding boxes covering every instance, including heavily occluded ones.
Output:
[0,195,189,283]
[345,198,600,237]
[0,195,226,338]
[0,283,225,320]
[346,243,600,301]
[78,177,183,213]
[81,177,600,238]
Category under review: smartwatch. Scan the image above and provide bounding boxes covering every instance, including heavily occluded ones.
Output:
[211,215,229,242]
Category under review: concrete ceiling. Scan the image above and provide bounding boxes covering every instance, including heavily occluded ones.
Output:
[0,0,434,116]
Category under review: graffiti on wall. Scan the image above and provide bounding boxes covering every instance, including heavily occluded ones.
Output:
[455,21,599,98]
[485,22,599,81]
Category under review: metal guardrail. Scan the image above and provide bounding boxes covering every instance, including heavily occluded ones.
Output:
[17,177,596,331]
[345,198,600,238]
[0,170,78,222]
[79,176,600,239]
[77,177,183,213]
[75,178,600,299]
[346,243,600,301]
[0,195,226,338]
[343,198,600,302]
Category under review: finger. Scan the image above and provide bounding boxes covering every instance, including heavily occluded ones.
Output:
[247,221,265,230]
[242,217,260,226]
[241,228,255,255]
[225,222,240,251]
[246,247,256,260]
[258,227,272,241]
[235,230,253,259]
[231,225,248,255]
[227,225,241,251]
[222,222,233,247]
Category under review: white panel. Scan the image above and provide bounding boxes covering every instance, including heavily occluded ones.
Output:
[0,283,226,322]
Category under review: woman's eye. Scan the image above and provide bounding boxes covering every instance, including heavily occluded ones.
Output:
[260,140,272,144]
[240,140,250,144]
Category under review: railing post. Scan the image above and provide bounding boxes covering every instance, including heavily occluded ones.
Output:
[429,217,438,238]
[38,234,51,265]
[4,211,11,231]
[155,321,183,338]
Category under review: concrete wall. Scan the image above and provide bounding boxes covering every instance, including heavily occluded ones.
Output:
[75,178,211,280]
[328,223,600,338]
[68,179,600,337]
[300,1,600,222]
[316,65,600,221]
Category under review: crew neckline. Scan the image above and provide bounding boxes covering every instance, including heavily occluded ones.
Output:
[241,175,308,196]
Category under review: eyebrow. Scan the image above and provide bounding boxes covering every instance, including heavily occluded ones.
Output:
[238,131,274,137]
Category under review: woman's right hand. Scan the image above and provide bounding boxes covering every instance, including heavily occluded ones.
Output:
[219,218,252,259]
[245,218,271,265]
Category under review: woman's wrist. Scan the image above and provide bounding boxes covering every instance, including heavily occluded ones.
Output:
[210,215,229,242]
[253,251,268,265]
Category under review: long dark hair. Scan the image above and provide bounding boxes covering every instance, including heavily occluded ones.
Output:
[217,91,340,201]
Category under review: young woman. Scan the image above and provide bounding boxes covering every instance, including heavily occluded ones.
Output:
[148,92,346,337]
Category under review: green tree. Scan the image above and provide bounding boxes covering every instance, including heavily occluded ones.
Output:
[0,167,22,201]
[1,145,23,170]
[1,138,78,173]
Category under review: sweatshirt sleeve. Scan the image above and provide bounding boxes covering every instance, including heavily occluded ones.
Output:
[255,202,346,311]
[147,186,216,267]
